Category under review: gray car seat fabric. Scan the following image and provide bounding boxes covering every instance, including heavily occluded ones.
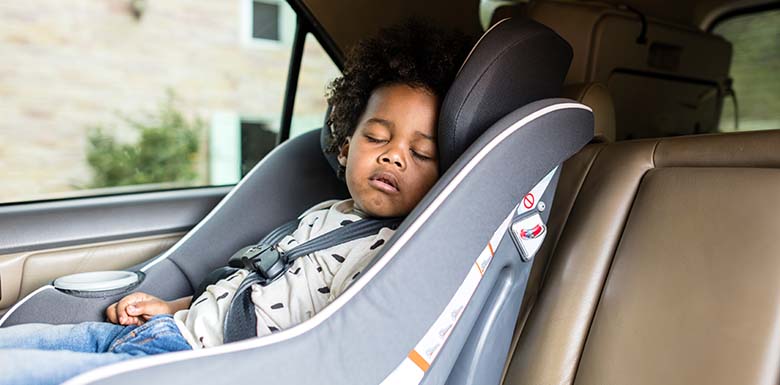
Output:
[1,17,592,385]
[66,99,592,385]
[0,131,348,326]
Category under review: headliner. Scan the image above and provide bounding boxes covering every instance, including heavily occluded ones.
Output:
[302,0,777,63]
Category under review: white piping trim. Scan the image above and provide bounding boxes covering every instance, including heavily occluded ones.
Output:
[455,18,510,77]
[140,137,299,273]
[0,285,54,326]
[65,102,591,385]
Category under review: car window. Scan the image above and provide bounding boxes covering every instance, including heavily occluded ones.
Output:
[714,9,780,132]
[0,0,339,204]
[237,33,340,177]
[289,34,341,141]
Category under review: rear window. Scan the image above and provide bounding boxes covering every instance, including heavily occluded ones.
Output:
[714,9,780,132]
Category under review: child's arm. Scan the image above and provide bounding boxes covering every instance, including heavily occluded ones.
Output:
[105,292,192,326]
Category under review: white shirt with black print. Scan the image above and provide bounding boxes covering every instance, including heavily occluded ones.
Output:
[173,199,395,349]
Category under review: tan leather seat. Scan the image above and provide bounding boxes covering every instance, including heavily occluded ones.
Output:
[504,82,616,370]
[503,129,780,385]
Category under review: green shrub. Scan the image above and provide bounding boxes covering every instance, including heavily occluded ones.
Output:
[86,94,203,188]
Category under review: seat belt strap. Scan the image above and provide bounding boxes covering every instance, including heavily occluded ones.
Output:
[260,219,301,247]
[227,217,402,281]
[191,219,300,301]
[223,271,263,343]
[223,216,402,343]
[284,217,402,260]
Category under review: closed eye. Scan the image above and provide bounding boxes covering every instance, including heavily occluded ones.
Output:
[412,150,434,161]
[364,135,387,143]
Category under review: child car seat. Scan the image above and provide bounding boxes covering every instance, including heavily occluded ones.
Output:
[1,18,593,385]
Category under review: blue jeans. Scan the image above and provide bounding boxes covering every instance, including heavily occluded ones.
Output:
[0,315,192,385]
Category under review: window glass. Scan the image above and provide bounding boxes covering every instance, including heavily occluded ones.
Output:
[715,9,780,132]
[0,0,338,204]
[236,34,340,177]
[240,120,277,176]
[289,34,342,140]
[252,2,280,41]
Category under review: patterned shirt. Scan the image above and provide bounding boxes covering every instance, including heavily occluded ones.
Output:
[173,199,395,349]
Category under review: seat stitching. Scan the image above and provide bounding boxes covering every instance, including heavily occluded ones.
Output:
[537,145,606,292]
[650,138,660,168]
[570,149,655,383]
[163,256,195,294]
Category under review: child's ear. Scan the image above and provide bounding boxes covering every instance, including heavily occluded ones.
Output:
[337,137,350,167]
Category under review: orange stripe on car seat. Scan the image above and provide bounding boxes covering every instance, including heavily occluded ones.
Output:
[475,261,484,276]
[408,349,430,372]
[488,242,495,256]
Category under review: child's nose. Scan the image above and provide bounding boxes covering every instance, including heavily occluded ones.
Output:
[380,149,405,169]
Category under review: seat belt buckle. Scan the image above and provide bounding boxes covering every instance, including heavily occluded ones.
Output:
[231,245,287,285]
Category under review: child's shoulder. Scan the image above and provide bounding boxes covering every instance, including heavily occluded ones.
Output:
[298,199,344,219]
[298,199,362,228]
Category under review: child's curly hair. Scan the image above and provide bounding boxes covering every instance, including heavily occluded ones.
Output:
[324,20,473,154]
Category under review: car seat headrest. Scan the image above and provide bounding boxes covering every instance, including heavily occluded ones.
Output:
[438,17,573,172]
[321,17,573,177]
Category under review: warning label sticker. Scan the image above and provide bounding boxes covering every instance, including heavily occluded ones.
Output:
[516,167,557,216]
[522,193,535,209]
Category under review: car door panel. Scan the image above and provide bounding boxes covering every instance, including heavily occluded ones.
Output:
[0,233,182,311]
[0,186,229,312]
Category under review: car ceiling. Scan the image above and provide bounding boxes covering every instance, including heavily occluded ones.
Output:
[302,0,776,57]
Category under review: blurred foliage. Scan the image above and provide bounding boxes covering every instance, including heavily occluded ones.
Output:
[715,9,780,130]
[86,93,203,188]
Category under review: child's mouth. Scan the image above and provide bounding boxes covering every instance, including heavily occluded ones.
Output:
[369,172,399,193]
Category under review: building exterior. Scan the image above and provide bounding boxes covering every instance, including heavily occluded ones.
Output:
[0,0,339,202]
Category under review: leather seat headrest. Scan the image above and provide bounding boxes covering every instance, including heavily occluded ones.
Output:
[562,82,616,142]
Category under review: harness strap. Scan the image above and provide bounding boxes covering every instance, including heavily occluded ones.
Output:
[223,216,402,343]
[191,219,300,301]
[283,217,402,260]
[223,271,263,343]
[260,219,301,247]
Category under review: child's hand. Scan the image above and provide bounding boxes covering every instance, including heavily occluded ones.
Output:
[105,292,173,326]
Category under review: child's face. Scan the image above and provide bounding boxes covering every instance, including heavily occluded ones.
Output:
[338,83,440,218]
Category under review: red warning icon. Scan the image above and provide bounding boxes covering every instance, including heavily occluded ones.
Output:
[522,193,535,209]
[519,223,545,240]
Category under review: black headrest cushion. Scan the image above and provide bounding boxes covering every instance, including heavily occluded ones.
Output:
[437,18,572,171]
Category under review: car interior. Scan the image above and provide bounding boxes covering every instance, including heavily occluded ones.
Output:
[1,0,778,384]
